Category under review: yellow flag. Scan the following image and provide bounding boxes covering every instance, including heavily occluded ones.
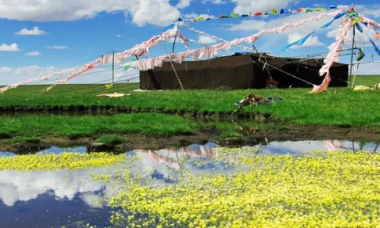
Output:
[105,84,113,90]
[230,13,238,18]
[314,8,325,12]
[197,16,204,21]
[272,8,278,14]
[352,18,360,25]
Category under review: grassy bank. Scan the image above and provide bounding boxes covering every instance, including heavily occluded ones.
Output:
[0,114,197,139]
[0,114,272,142]
[1,86,380,129]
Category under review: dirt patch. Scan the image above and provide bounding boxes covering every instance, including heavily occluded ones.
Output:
[1,125,379,155]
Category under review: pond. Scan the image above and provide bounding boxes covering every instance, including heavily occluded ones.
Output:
[0,140,379,228]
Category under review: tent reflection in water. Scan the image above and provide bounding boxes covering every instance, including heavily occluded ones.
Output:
[139,52,349,90]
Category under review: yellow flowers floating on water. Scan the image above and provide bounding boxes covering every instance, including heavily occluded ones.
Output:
[103,149,380,228]
[0,152,129,171]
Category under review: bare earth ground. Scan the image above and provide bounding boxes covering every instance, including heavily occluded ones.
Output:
[1,125,379,154]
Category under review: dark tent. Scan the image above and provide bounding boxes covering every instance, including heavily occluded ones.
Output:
[139,53,348,90]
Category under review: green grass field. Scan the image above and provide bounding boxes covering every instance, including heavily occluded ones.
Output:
[0,113,268,141]
[0,83,140,95]
[351,75,380,86]
[1,80,380,131]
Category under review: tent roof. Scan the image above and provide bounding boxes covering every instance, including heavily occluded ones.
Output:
[147,52,348,72]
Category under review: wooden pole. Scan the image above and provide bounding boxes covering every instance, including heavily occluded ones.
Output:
[352,62,360,87]
[164,43,184,90]
[349,25,356,88]
[172,21,180,53]
[252,45,278,88]
[112,50,115,91]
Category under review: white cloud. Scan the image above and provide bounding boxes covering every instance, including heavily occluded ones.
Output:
[46,46,68,50]
[25,51,41,56]
[177,0,193,8]
[13,65,58,76]
[0,0,181,27]
[0,67,12,73]
[0,169,108,207]
[198,35,217,44]
[202,0,227,4]
[288,33,324,49]
[355,4,380,18]
[0,43,21,52]
[116,34,122,38]
[15,26,45,35]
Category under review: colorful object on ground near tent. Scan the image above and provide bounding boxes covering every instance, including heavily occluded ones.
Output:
[266,79,280,85]
[180,6,348,22]
[97,93,131,98]
[234,95,282,107]
[353,85,378,91]
[105,84,113,90]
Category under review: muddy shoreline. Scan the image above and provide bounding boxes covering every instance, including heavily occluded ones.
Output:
[1,125,379,155]
[0,106,273,120]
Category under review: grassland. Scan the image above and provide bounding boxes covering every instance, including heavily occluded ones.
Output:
[351,75,380,86]
[0,113,275,143]
[0,114,197,139]
[1,83,380,129]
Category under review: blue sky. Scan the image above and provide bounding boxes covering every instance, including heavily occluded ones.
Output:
[1,0,380,86]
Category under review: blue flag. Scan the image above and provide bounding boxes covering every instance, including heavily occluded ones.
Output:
[356,23,363,33]
[369,38,380,55]
[282,32,314,51]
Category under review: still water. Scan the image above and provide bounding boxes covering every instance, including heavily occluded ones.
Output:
[0,140,378,228]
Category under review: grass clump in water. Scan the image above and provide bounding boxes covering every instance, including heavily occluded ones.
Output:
[6,136,41,144]
[0,152,128,171]
[96,135,125,145]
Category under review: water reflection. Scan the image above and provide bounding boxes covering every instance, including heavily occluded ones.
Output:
[0,140,379,227]
[38,146,87,155]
